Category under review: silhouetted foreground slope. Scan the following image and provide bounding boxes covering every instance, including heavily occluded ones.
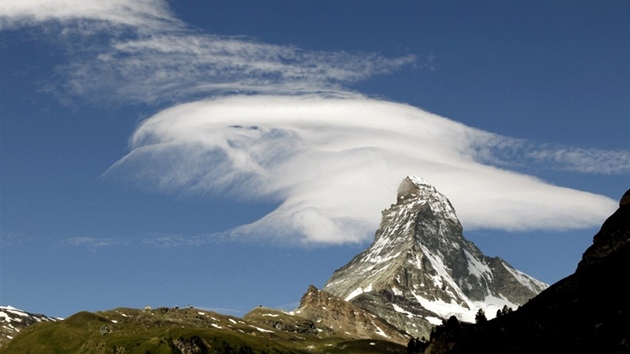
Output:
[424,189,630,354]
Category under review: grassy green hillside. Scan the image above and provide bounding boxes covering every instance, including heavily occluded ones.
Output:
[0,307,406,354]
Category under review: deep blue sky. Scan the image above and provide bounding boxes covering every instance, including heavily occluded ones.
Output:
[1,0,628,318]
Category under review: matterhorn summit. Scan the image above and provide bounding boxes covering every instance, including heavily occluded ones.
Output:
[323,176,547,339]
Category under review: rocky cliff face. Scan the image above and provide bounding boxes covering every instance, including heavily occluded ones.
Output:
[293,285,410,345]
[323,176,547,339]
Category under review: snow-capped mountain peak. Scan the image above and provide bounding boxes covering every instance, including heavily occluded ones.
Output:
[396,175,459,226]
[323,176,547,339]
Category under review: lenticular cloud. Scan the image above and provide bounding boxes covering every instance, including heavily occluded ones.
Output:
[109,95,618,245]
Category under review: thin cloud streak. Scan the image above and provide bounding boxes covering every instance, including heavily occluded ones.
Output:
[63,236,129,252]
[0,0,176,31]
[60,33,416,104]
[107,95,621,245]
[473,139,630,175]
[526,147,630,174]
[2,0,416,104]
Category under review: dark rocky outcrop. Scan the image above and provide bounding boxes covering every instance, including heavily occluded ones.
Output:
[424,188,630,354]
[578,189,630,270]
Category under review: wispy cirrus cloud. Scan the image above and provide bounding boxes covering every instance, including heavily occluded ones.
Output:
[60,33,416,104]
[471,138,630,174]
[0,0,176,31]
[525,146,630,174]
[2,0,417,104]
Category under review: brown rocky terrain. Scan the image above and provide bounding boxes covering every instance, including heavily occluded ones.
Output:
[293,285,410,345]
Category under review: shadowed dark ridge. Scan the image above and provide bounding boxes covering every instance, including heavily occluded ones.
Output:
[424,188,630,354]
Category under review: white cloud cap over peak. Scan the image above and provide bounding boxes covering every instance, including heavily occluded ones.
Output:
[108,95,620,245]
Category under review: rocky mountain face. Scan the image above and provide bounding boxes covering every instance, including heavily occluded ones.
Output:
[0,306,59,347]
[423,188,630,354]
[292,285,409,345]
[323,176,547,339]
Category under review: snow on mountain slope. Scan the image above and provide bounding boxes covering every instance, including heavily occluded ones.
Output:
[0,305,60,347]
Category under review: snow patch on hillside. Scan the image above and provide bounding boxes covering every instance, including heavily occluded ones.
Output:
[502,263,548,293]
[345,284,373,301]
